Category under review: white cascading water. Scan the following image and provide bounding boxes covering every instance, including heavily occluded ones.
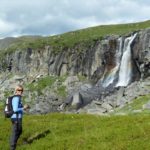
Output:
[102,37,123,87]
[116,33,137,87]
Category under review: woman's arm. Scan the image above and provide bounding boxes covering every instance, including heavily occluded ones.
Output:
[12,97,23,113]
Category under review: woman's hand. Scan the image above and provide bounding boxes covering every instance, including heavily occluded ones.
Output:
[23,104,30,110]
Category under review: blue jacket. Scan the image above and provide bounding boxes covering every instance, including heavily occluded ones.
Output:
[11,95,23,119]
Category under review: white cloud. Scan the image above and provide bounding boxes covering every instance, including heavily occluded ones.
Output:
[0,0,150,38]
[0,19,18,37]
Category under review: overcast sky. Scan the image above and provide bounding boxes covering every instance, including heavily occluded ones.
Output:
[0,0,150,38]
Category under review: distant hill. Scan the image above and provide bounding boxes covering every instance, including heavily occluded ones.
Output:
[0,20,150,54]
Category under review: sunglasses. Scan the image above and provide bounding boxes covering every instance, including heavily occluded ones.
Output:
[17,89,23,92]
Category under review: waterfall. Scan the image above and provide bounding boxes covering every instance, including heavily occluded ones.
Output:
[116,34,137,87]
[102,37,123,87]
[102,66,119,87]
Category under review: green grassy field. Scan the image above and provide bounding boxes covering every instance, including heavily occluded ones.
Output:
[0,113,150,150]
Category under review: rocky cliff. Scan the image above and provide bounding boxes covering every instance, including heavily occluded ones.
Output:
[0,27,150,114]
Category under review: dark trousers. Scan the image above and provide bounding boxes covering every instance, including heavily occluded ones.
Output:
[10,119,22,150]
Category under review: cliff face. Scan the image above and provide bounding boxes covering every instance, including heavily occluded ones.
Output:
[1,28,150,82]
[0,28,150,114]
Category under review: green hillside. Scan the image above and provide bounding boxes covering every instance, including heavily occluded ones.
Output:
[1,20,150,56]
[1,113,150,150]
[52,20,150,49]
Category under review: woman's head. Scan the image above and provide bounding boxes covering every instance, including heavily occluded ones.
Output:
[15,85,23,95]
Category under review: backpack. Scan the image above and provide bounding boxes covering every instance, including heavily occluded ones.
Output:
[4,96,14,118]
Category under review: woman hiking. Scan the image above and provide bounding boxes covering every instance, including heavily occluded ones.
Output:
[10,85,30,150]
